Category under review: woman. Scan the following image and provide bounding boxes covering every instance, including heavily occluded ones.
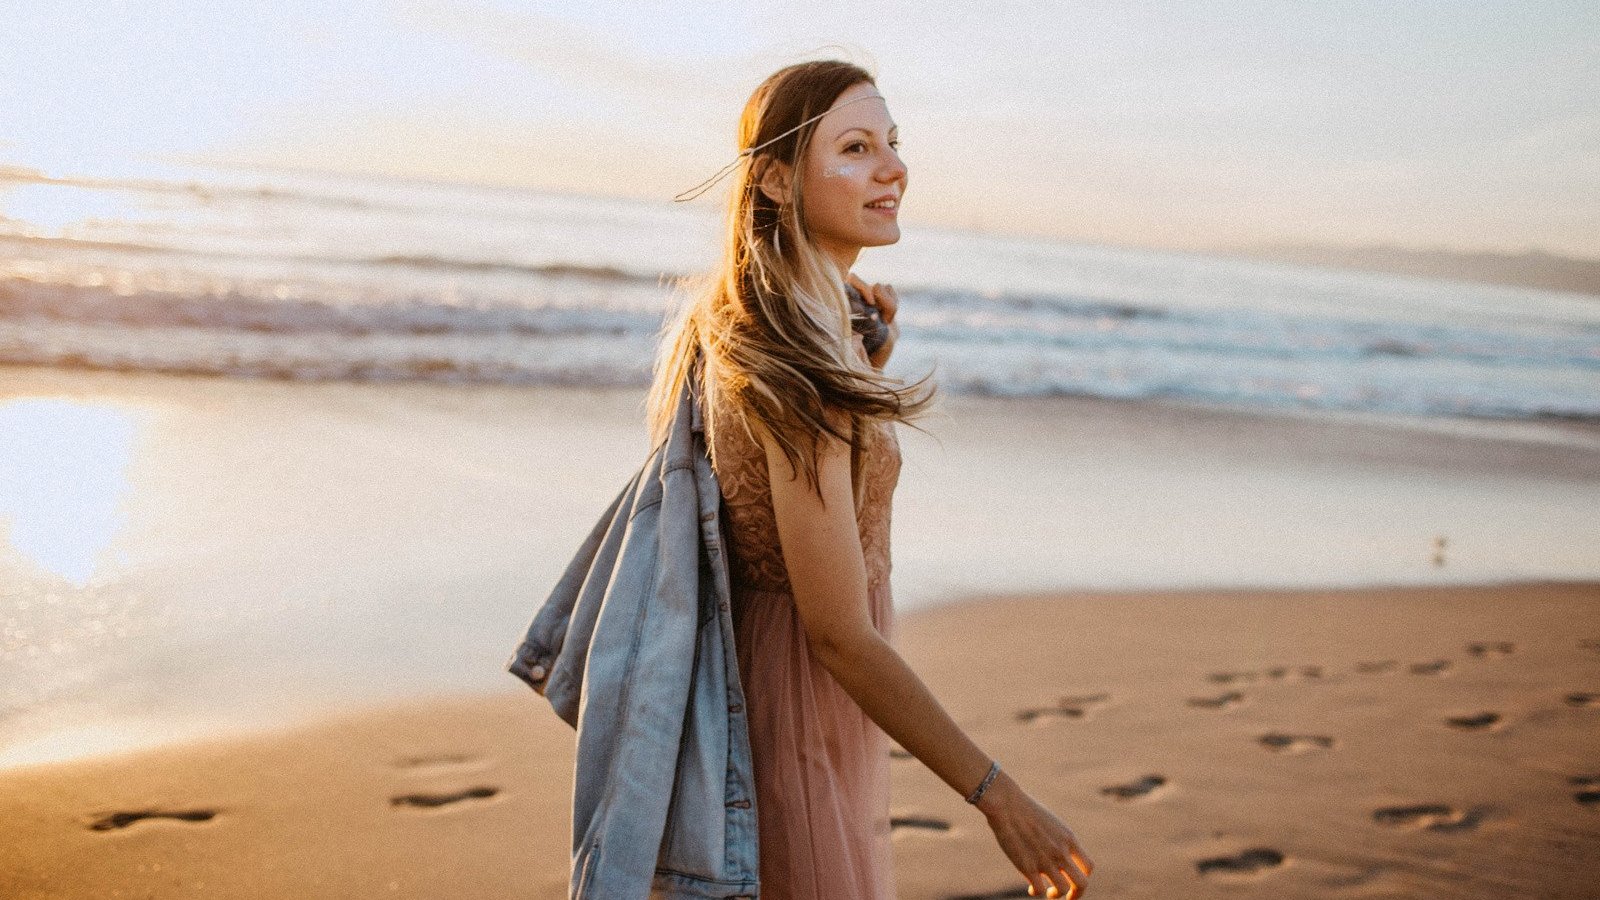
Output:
[646,60,1094,900]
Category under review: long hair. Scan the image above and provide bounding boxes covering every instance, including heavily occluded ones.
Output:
[645,59,938,504]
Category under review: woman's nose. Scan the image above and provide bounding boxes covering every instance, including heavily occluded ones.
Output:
[878,152,907,183]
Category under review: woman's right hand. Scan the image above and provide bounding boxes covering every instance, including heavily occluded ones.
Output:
[975,769,1094,898]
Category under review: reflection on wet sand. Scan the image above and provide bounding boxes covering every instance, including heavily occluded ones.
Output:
[0,397,140,585]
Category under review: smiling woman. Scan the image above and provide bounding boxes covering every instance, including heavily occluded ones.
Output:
[775,80,907,274]
[633,60,1096,900]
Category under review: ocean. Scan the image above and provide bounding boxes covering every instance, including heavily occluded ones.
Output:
[4,158,1597,422]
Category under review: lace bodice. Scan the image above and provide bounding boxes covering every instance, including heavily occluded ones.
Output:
[704,335,901,598]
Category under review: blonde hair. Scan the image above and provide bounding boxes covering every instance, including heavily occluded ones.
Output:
[645,59,938,505]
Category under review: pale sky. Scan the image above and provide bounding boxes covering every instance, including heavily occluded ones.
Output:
[2,0,1596,256]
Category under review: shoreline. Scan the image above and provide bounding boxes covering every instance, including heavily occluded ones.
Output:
[3,580,1597,898]
[6,360,1600,446]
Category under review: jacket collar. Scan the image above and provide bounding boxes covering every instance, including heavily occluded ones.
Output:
[662,358,708,471]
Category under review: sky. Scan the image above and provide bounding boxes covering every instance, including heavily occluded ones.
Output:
[1,0,1596,257]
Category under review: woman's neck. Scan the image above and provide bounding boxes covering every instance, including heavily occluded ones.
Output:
[817,239,860,279]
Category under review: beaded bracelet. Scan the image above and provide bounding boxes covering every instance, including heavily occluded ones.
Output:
[966,760,1001,804]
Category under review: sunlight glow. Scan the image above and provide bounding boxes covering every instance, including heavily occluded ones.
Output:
[0,398,141,586]
[0,721,172,770]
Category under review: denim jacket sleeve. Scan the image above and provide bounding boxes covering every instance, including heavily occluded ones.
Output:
[506,464,643,727]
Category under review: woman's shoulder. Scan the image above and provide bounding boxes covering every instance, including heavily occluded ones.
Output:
[705,380,769,464]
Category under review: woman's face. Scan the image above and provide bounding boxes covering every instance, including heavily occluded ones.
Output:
[797,81,907,269]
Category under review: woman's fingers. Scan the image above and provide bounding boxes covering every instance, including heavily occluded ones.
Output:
[1024,861,1052,897]
[846,273,898,325]
[991,794,1090,900]
[1060,830,1092,877]
[1044,834,1091,896]
[1025,872,1077,899]
[1024,846,1084,898]
[1057,864,1084,898]
[1040,862,1079,898]
[871,283,898,323]
[1070,843,1094,877]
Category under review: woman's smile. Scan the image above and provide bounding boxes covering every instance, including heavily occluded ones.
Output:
[864,194,899,216]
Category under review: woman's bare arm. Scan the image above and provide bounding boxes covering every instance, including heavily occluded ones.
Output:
[756,410,1094,898]
[757,411,991,798]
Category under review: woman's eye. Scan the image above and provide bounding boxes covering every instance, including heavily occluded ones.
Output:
[889,140,901,151]
[846,141,867,153]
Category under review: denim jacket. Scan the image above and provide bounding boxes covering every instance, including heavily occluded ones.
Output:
[506,365,761,899]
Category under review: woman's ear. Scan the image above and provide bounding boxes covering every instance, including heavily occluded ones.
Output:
[756,158,794,206]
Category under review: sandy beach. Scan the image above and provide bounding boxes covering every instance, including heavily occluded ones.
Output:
[1,581,1597,898]
[6,8,1600,894]
[3,365,1599,898]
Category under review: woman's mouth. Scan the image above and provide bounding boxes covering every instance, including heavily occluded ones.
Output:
[865,197,898,214]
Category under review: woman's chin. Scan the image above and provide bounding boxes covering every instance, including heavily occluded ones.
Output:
[860,224,902,247]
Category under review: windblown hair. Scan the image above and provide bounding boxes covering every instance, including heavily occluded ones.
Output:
[645,59,938,505]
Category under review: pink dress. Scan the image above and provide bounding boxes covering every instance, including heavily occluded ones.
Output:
[703,335,901,900]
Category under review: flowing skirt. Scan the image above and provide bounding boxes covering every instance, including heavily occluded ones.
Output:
[732,584,897,900]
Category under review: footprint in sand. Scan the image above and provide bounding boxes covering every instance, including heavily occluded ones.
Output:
[1444,711,1503,731]
[1371,803,1492,832]
[1570,775,1600,806]
[1101,774,1167,801]
[1016,692,1111,724]
[1210,665,1323,685]
[1356,659,1399,674]
[1466,641,1516,658]
[1258,733,1336,752]
[394,752,478,768]
[1409,659,1452,676]
[392,753,487,775]
[1187,690,1245,710]
[1578,639,1600,654]
[1565,692,1600,708]
[89,808,218,831]
[1195,847,1285,877]
[390,786,499,809]
[890,815,952,833]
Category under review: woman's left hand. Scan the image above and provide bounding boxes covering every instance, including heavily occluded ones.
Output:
[847,272,899,369]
